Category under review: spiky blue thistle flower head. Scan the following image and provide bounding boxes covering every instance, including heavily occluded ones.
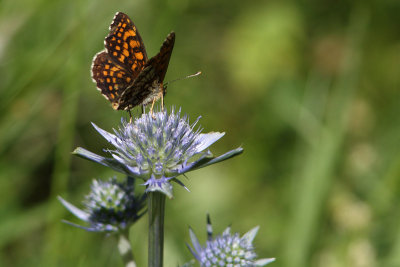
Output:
[73,107,243,198]
[186,216,275,267]
[58,177,146,232]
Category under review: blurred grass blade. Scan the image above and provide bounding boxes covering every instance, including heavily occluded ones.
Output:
[282,5,370,267]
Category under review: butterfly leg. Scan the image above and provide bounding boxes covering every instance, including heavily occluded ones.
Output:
[128,110,133,123]
[161,92,164,111]
[150,98,156,119]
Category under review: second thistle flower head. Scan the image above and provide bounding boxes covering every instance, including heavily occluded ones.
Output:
[74,107,243,198]
[58,177,146,232]
[84,178,143,229]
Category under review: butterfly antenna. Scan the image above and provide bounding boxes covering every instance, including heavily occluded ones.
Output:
[164,71,201,87]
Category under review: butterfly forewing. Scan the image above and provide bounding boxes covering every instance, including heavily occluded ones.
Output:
[147,32,175,82]
[105,12,148,76]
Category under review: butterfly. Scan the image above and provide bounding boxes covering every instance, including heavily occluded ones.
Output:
[91,12,175,114]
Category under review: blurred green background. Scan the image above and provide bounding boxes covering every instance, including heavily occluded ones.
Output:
[1,0,400,266]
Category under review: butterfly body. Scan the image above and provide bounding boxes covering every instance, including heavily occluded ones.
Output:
[91,12,175,111]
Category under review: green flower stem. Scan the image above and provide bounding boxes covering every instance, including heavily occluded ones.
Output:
[148,191,166,267]
[118,229,137,267]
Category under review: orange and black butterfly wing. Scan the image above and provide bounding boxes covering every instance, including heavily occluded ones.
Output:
[91,51,134,108]
[117,32,175,110]
[92,12,149,110]
[105,12,148,77]
[146,31,175,83]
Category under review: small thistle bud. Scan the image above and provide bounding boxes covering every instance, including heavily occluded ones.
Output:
[73,107,243,198]
[186,216,275,267]
[58,177,146,232]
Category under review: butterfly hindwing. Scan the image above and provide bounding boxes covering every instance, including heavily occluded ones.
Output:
[91,51,134,105]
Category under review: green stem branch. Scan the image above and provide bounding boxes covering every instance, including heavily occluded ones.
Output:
[148,192,166,267]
